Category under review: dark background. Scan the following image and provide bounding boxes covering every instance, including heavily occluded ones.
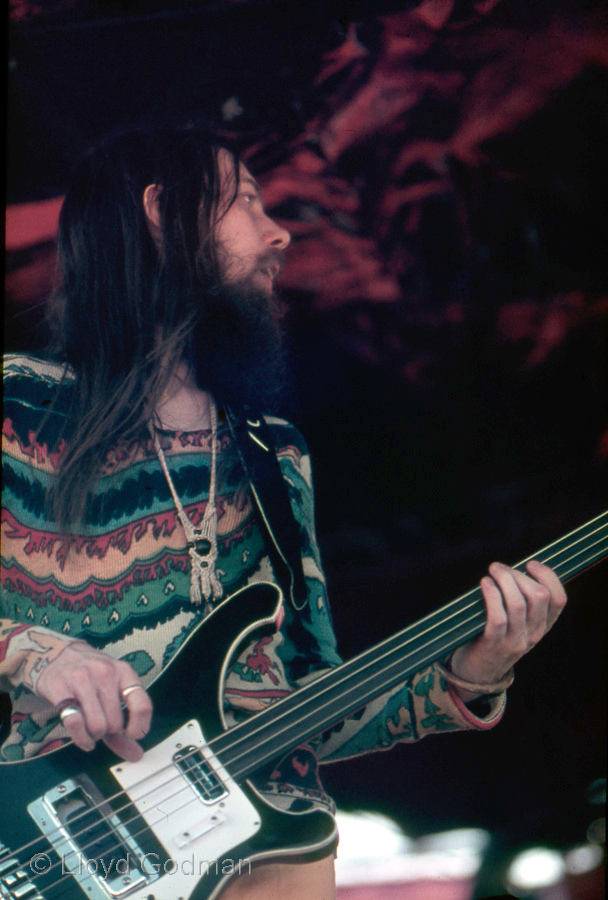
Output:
[6,0,607,879]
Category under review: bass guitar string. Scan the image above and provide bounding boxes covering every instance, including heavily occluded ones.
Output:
[221,529,608,778]
[7,513,607,883]
[211,514,608,772]
[8,514,607,877]
[16,601,495,897]
[201,517,608,775]
[20,523,608,893]
[9,520,608,896]
[9,514,607,874]
[55,512,607,897]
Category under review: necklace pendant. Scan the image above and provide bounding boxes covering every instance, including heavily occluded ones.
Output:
[188,536,212,556]
[150,400,223,612]
[188,543,223,608]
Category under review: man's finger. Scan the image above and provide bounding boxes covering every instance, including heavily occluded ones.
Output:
[68,680,115,742]
[119,680,153,742]
[487,563,527,635]
[103,731,145,762]
[506,566,552,634]
[526,559,568,626]
[59,703,95,752]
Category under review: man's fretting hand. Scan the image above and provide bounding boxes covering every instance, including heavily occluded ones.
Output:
[449,560,567,701]
[36,642,152,761]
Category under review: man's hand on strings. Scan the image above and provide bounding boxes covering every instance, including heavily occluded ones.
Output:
[35,642,152,761]
[448,560,567,701]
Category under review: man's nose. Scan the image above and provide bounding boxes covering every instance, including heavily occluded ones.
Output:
[262,214,291,250]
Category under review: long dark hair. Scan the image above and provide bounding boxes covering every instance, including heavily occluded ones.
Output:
[46,128,237,532]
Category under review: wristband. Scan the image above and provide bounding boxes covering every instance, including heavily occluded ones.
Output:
[436,660,514,696]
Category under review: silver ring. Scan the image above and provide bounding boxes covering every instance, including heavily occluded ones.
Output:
[59,705,82,721]
[121,685,145,699]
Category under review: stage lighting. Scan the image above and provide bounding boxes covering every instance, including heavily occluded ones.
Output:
[335,809,413,861]
[564,843,604,876]
[505,847,566,895]
[334,813,490,888]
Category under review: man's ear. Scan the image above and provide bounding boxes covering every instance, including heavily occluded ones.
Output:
[143,184,163,245]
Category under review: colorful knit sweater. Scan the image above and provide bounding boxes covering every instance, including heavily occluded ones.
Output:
[1,354,505,813]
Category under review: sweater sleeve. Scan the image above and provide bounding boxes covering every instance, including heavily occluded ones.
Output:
[267,418,506,764]
[0,618,79,694]
[312,669,505,763]
[1,355,81,694]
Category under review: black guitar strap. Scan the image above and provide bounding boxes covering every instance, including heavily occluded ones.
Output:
[225,406,309,612]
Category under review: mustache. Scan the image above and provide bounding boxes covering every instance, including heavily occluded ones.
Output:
[258,248,287,276]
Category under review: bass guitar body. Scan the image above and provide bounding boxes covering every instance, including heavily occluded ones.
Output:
[0,583,337,900]
[2,511,606,900]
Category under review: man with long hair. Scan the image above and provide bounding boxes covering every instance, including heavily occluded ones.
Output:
[1,129,566,898]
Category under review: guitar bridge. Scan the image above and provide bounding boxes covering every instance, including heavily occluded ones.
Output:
[0,840,44,900]
[27,774,158,899]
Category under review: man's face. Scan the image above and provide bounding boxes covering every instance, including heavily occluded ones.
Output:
[186,151,292,413]
[214,150,290,296]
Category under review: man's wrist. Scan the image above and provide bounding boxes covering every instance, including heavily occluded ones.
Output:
[0,622,79,693]
[436,658,515,703]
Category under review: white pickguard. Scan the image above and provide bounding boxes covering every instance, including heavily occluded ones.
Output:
[110,720,260,899]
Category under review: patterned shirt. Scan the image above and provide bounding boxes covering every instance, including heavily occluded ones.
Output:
[1,354,505,815]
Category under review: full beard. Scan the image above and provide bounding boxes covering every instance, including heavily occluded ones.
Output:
[186,277,292,416]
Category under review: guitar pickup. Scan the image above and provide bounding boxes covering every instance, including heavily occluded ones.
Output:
[171,746,227,847]
[173,746,228,804]
[111,720,260,870]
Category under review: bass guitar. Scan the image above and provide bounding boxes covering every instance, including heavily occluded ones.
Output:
[0,511,606,900]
